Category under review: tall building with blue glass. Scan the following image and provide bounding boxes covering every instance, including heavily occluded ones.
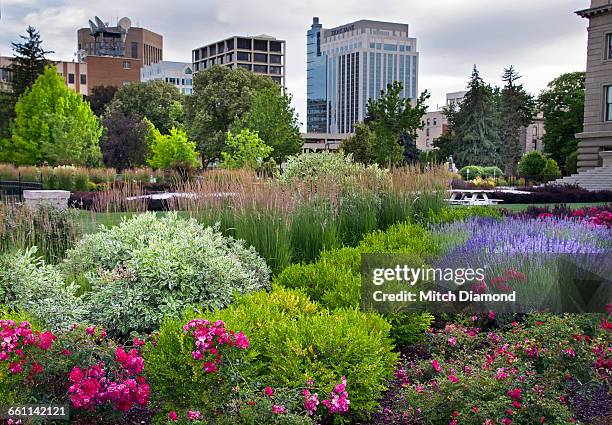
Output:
[307,18,418,134]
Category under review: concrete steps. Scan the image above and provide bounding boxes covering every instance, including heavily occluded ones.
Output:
[547,165,612,191]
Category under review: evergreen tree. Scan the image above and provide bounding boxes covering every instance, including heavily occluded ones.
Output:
[499,66,535,176]
[452,66,501,167]
[10,26,53,100]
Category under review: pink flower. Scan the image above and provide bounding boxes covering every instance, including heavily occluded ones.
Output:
[562,348,576,358]
[432,359,442,372]
[447,374,459,383]
[488,310,495,320]
[187,410,201,420]
[168,411,178,421]
[272,404,285,414]
[303,389,320,415]
[502,418,512,425]
[447,337,457,347]
[264,386,274,397]
[507,388,522,400]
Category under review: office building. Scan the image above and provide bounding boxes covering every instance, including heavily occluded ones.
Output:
[307,17,419,134]
[521,112,545,154]
[575,1,612,171]
[192,35,285,86]
[446,90,467,108]
[141,61,193,95]
[83,55,141,94]
[55,61,88,96]
[77,16,163,66]
[301,132,349,152]
[416,111,447,151]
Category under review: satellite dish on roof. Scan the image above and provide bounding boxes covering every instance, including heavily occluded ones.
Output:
[94,16,106,30]
[118,17,131,31]
[88,19,97,33]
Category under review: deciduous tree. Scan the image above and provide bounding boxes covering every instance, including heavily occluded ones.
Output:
[7,67,102,166]
[221,129,273,170]
[340,122,375,164]
[87,85,118,116]
[100,111,148,171]
[538,72,585,169]
[147,127,200,180]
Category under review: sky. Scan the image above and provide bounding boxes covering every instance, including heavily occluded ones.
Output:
[0,0,591,130]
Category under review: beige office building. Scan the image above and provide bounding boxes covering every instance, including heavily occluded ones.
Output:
[575,0,612,170]
[192,35,286,87]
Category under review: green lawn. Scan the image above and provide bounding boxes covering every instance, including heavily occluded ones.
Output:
[490,202,610,212]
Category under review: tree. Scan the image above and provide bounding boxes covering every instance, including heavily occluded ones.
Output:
[9,26,53,100]
[105,80,184,134]
[100,111,149,171]
[184,65,278,167]
[87,85,118,116]
[499,66,536,176]
[340,122,375,164]
[398,132,420,164]
[365,81,429,167]
[541,158,561,182]
[538,72,585,170]
[7,67,102,166]
[147,127,200,180]
[233,87,302,163]
[518,151,547,182]
[450,66,501,168]
[433,106,459,160]
[221,129,273,170]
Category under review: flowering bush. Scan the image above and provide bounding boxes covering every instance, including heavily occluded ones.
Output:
[144,287,396,420]
[376,314,611,424]
[62,212,270,337]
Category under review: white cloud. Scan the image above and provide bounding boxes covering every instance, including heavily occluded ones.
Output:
[0,0,592,128]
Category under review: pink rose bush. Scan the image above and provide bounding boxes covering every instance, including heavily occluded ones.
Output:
[0,320,56,380]
[375,314,611,424]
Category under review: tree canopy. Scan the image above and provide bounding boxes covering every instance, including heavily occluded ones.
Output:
[3,67,102,166]
[221,129,273,170]
[146,127,200,180]
[87,85,118,117]
[538,72,585,169]
[100,111,149,171]
[105,80,185,134]
[184,65,278,167]
[359,81,429,167]
[232,87,302,163]
[340,122,375,164]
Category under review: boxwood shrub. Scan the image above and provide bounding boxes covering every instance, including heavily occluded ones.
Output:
[144,287,397,420]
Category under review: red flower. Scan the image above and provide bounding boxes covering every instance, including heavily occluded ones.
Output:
[168,411,178,421]
[265,386,274,397]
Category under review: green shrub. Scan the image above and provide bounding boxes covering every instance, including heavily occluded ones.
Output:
[480,166,504,178]
[458,166,483,180]
[358,222,439,257]
[541,158,561,182]
[63,212,270,337]
[0,248,86,331]
[274,261,361,310]
[146,287,397,420]
[518,151,547,181]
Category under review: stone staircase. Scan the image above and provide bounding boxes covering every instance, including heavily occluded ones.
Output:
[547,165,612,191]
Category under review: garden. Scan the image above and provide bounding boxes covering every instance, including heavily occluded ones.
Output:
[0,152,610,424]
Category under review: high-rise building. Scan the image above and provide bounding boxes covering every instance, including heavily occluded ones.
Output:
[141,61,194,95]
[77,16,163,66]
[307,18,419,134]
[192,35,285,86]
[575,1,612,171]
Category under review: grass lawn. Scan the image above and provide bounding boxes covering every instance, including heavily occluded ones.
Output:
[491,201,610,212]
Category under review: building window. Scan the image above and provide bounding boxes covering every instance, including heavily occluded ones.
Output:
[433,118,437,126]
[237,63,252,71]
[270,54,282,64]
[253,64,268,73]
[123,61,131,69]
[68,73,75,84]
[237,38,252,49]
[254,39,268,51]
[269,66,281,75]
[607,34,612,60]
[131,42,138,59]
[80,74,86,84]
[270,41,282,52]
[606,85,612,121]
[226,39,234,51]
[254,53,267,63]
[237,52,250,61]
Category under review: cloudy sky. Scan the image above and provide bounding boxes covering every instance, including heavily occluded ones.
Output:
[0,0,591,129]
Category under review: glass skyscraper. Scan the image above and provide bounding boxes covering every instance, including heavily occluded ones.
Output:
[306,18,418,134]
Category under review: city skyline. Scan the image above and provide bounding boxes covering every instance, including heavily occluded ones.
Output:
[0,0,590,131]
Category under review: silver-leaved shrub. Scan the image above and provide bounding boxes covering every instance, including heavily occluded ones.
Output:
[0,247,86,331]
[63,212,270,337]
